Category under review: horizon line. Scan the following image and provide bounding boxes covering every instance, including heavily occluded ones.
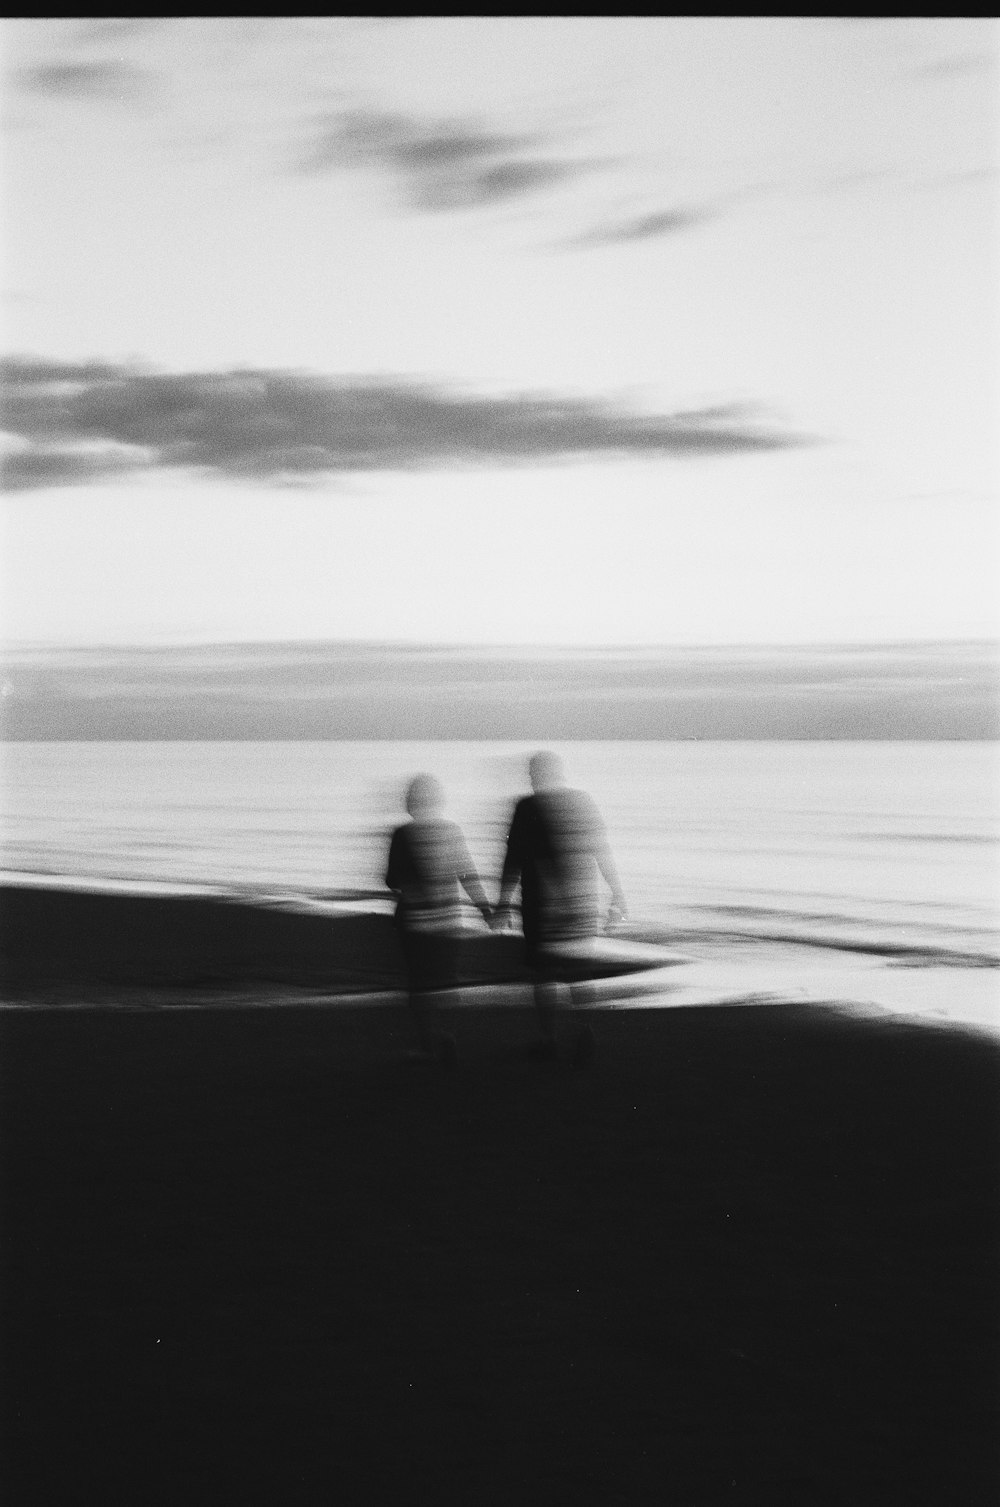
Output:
[2,635,998,657]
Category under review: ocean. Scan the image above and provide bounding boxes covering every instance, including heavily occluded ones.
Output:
[2,740,998,1031]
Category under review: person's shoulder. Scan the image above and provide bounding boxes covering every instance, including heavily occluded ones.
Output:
[415,814,466,848]
[568,786,603,824]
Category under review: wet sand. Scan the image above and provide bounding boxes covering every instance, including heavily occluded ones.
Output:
[2,887,999,1504]
[0,882,537,1000]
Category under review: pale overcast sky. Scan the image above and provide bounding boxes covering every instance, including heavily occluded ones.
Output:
[1,17,997,646]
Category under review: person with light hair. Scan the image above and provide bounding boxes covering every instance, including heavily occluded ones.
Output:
[386,773,492,1064]
[496,752,627,1064]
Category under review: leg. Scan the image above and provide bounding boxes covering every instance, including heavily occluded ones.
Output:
[403,935,458,1063]
[569,975,597,1066]
[533,974,561,1043]
[512,944,560,1060]
[406,986,458,1064]
[408,984,438,1054]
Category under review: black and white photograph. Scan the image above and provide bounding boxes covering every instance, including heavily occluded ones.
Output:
[1,17,998,1504]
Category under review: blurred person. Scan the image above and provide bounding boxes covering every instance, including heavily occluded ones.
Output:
[386,773,492,1065]
[495,752,627,1064]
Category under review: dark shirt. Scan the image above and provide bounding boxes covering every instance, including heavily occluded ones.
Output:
[386,816,483,935]
[500,787,607,948]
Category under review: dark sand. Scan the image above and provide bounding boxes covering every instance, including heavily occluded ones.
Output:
[0,884,541,999]
[2,888,999,1504]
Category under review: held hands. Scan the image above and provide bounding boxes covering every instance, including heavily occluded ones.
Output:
[490,901,516,934]
[605,901,628,931]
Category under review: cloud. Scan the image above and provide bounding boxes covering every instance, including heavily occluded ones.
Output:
[559,204,718,250]
[19,60,160,104]
[72,19,172,46]
[1,357,818,491]
[915,167,997,193]
[300,108,592,210]
[909,53,996,80]
[0,444,143,492]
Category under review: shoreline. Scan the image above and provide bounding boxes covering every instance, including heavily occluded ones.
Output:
[0,880,527,996]
[3,881,997,1039]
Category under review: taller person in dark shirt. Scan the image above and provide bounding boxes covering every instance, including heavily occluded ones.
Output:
[496,752,627,1062]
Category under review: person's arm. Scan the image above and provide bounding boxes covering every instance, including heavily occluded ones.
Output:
[494,803,525,928]
[385,827,405,897]
[454,830,492,924]
[598,842,627,922]
[589,799,627,922]
[460,871,492,924]
[497,804,526,905]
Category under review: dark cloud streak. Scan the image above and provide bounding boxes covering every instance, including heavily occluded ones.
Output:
[300,108,593,210]
[1,357,818,491]
[19,59,160,103]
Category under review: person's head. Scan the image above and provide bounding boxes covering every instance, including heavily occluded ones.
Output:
[405,773,445,819]
[529,751,564,793]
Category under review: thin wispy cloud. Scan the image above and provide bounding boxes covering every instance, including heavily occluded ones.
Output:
[19,60,160,104]
[71,19,172,47]
[559,204,718,251]
[1,357,818,491]
[909,53,996,80]
[915,167,997,192]
[300,108,593,210]
[795,161,995,203]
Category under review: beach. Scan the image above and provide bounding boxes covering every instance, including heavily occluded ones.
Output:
[2,885,998,1504]
[6,9,997,1501]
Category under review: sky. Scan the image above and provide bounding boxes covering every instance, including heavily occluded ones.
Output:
[1,17,997,648]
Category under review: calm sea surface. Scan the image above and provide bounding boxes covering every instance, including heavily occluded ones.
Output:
[3,740,998,1027]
